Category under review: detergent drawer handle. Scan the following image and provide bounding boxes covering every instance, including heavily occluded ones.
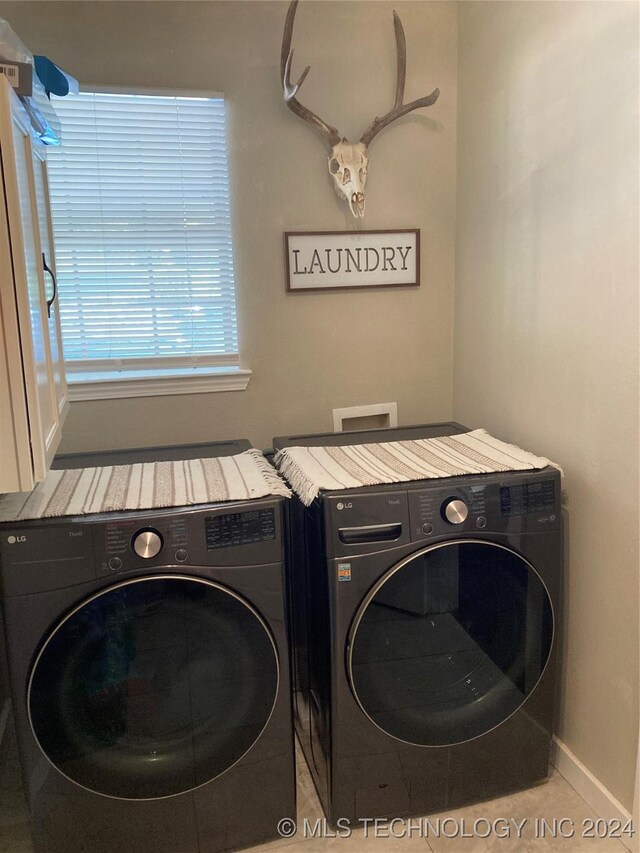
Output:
[338,523,402,545]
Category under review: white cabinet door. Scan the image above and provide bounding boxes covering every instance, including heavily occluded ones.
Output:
[0,79,61,489]
[0,196,28,492]
[31,138,69,424]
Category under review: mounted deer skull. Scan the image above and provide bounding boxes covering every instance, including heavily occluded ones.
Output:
[281,0,439,218]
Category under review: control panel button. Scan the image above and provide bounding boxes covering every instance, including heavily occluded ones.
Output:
[132,529,163,559]
[108,557,122,571]
[421,523,433,536]
[443,499,468,525]
[476,516,487,529]
[175,549,188,563]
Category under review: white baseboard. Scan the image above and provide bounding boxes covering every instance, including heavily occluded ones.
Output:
[552,736,636,852]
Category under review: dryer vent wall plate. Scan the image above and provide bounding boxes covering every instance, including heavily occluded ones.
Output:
[333,403,398,433]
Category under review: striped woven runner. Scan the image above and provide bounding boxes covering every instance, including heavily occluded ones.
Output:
[0,449,291,522]
[274,429,560,506]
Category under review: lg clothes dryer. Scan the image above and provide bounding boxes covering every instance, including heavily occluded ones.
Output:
[273,424,562,825]
[0,442,295,853]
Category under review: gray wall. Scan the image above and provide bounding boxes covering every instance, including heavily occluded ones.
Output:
[454,0,639,811]
[0,0,458,451]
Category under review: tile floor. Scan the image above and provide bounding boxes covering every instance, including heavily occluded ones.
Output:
[0,719,630,853]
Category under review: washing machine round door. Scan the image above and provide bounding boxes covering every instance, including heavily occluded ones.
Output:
[348,541,553,746]
[28,576,279,799]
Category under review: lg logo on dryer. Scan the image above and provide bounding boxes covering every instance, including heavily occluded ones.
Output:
[336,502,353,511]
[6,535,26,544]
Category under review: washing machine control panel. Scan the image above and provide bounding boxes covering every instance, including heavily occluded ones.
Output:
[408,471,560,540]
[499,481,556,517]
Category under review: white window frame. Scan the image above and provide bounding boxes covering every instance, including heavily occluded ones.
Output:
[50,85,250,401]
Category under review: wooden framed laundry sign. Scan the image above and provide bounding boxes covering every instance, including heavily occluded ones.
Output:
[285,229,420,292]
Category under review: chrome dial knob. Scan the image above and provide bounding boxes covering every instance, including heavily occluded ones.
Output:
[132,529,163,559]
[443,499,468,525]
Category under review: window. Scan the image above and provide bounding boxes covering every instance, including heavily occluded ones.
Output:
[47,90,250,400]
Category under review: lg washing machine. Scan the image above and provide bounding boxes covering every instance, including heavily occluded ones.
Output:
[273,423,562,825]
[0,441,295,853]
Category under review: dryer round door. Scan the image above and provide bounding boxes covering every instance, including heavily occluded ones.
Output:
[28,575,279,799]
[347,540,553,747]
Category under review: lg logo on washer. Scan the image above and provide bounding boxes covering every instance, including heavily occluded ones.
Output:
[6,535,26,544]
[336,502,353,511]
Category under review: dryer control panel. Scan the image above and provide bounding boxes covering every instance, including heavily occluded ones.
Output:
[205,508,276,550]
[97,501,282,575]
[0,499,284,595]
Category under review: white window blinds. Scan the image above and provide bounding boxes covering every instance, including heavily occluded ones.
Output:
[46,91,238,371]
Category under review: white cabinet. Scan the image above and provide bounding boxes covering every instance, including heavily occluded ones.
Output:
[31,138,69,424]
[0,78,67,493]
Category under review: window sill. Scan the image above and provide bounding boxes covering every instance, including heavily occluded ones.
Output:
[66,366,252,402]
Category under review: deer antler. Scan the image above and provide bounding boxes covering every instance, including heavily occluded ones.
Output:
[359,11,439,147]
[281,0,341,148]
